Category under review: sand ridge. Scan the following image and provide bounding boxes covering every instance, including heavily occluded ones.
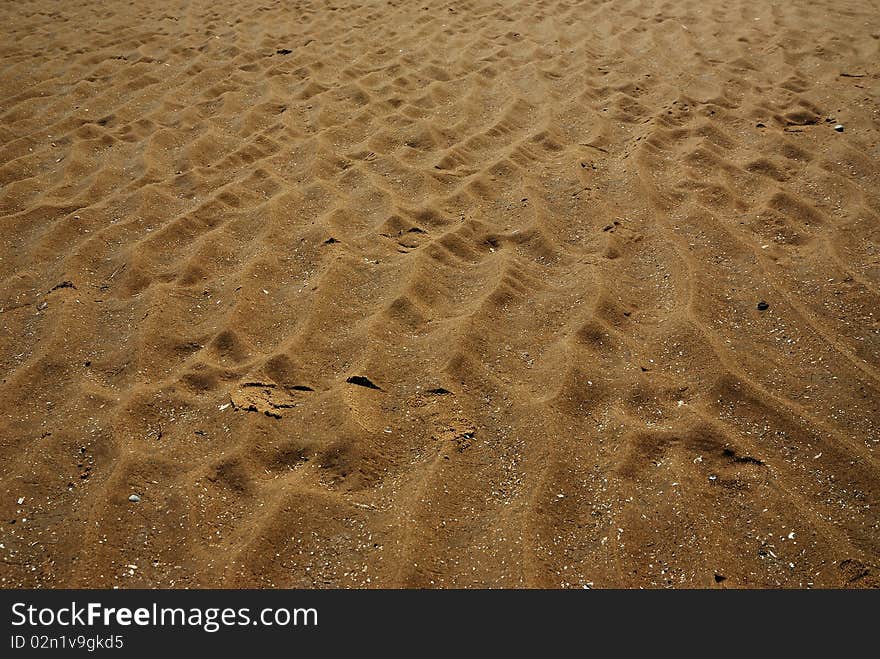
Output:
[0,0,878,587]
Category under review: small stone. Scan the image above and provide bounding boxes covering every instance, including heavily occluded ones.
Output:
[128,494,141,503]
[757,301,769,311]
[834,124,844,132]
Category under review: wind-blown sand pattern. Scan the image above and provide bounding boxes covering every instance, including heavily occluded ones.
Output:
[1,0,878,588]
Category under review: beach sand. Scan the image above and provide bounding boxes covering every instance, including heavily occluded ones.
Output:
[1,0,878,588]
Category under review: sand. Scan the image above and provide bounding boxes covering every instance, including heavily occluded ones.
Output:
[0,0,878,589]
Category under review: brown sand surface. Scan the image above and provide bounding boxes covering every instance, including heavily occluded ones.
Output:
[1,0,879,588]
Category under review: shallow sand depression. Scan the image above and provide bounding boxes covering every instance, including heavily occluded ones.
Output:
[0,0,878,588]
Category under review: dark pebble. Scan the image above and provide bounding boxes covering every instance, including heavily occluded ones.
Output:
[757,301,769,311]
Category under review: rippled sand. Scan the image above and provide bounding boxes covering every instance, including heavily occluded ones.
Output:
[1,0,878,588]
